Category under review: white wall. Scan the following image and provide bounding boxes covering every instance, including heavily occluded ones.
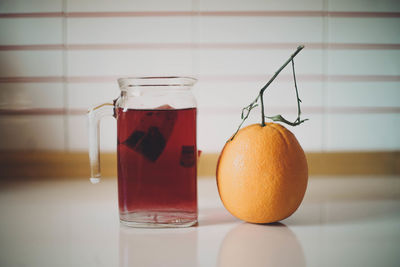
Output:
[0,0,399,153]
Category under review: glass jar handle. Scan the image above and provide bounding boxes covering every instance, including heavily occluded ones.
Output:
[87,102,115,184]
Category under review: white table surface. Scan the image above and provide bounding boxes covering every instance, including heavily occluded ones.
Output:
[0,176,399,267]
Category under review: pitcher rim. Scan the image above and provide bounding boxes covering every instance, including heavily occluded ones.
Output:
[118,76,198,89]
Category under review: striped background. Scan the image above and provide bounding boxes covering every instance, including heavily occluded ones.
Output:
[0,0,399,153]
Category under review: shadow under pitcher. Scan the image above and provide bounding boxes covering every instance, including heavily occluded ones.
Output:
[88,77,198,228]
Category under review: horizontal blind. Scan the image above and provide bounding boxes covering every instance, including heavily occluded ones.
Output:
[0,0,399,152]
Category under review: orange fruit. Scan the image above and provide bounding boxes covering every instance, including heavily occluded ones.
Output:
[216,123,308,223]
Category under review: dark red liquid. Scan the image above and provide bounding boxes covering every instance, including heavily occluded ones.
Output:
[116,107,197,216]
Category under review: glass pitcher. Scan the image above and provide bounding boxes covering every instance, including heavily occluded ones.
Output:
[88,77,198,228]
